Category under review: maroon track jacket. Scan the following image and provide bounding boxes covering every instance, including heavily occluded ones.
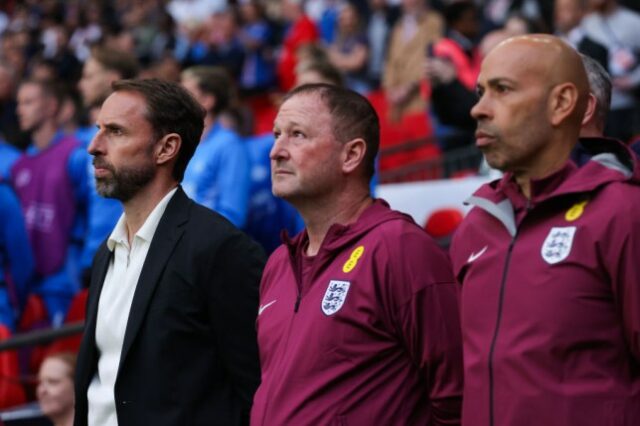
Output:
[251,200,463,425]
[450,138,640,426]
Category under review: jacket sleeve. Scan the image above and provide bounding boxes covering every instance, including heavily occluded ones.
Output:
[388,231,463,425]
[206,231,266,424]
[610,214,640,363]
[0,185,34,309]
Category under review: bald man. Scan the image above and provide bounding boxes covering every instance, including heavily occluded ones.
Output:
[450,34,640,426]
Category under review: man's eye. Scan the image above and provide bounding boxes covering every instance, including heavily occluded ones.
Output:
[273,131,281,139]
[292,131,304,138]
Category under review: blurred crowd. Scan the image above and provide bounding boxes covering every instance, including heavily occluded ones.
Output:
[0,0,639,412]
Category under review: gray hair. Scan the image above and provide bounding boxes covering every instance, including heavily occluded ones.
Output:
[580,53,611,131]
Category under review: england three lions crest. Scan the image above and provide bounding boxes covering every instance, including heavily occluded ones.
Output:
[322,280,351,316]
[541,226,576,265]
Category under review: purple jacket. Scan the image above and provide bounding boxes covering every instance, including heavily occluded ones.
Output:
[251,199,463,425]
[450,138,640,426]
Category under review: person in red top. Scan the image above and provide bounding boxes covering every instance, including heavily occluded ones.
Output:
[450,34,640,426]
[277,0,319,91]
[251,83,463,425]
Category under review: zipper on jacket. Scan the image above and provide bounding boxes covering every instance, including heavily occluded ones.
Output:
[488,235,517,426]
[294,293,301,312]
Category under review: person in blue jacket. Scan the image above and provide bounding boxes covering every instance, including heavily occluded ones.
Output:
[0,181,34,330]
[11,79,88,327]
[180,66,251,228]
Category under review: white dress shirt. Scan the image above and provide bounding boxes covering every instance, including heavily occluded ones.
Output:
[87,187,178,426]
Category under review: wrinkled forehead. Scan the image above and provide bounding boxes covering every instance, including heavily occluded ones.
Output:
[278,92,329,121]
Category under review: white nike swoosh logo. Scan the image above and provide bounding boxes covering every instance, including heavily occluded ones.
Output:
[467,246,488,263]
[258,300,277,315]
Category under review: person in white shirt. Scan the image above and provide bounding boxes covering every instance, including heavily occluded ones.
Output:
[74,78,265,426]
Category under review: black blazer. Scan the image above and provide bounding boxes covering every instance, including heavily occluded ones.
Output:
[74,188,265,426]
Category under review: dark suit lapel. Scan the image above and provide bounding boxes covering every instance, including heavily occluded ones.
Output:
[118,188,190,370]
[77,243,112,390]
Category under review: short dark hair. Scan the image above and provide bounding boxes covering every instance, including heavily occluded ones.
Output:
[91,47,140,79]
[283,83,379,180]
[181,66,235,115]
[111,79,206,182]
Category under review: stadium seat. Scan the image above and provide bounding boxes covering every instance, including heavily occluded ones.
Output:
[0,324,26,408]
[48,289,88,355]
[16,295,50,400]
[423,208,465,248]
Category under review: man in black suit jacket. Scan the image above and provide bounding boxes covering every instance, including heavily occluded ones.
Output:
[74,78,265,426]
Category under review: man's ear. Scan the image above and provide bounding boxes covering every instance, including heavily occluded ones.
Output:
[581,93,597,127]
[549,82,579,126]
[342,138,367,174]
[155,133,181,166]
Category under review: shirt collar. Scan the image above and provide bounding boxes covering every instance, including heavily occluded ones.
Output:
[106,187,178,251]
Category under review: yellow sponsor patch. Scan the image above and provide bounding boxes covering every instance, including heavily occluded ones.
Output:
[565,200,588,222]
[342,245,365,273]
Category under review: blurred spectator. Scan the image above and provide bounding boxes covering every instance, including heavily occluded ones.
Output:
[141,53,182,81]
[481,0,553,33]
[277,0,319,91]
[10,79,88,326]
[197,7,246,77]
[238,0,277,94]
[296,57,344,86]
[36,23,82,83]
[0,179,34,330]
[167,0,226,28]
[78,47,140,127]
[57,86,85,139]
[384,0,443,122]
[181,66,251,228]
[478,12,534,58]
[101,23,136,57]
[327,2,370,94]
[555,0,608,70]
[366,0,400,89]
[0,60,28,150]
[580,0,640,142]
[1,30,30,80]
[426,1,481,153]
[77,47,140,287]
[68,5,102,62]
[147,10,179,63]
[312,0,341,44]
[37,352,75,426]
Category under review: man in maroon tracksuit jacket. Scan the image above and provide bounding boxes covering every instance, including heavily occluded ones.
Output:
[450,34,640,426]
[251,83,463,425]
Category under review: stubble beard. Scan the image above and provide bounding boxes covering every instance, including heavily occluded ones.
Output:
[95,160,156,202]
